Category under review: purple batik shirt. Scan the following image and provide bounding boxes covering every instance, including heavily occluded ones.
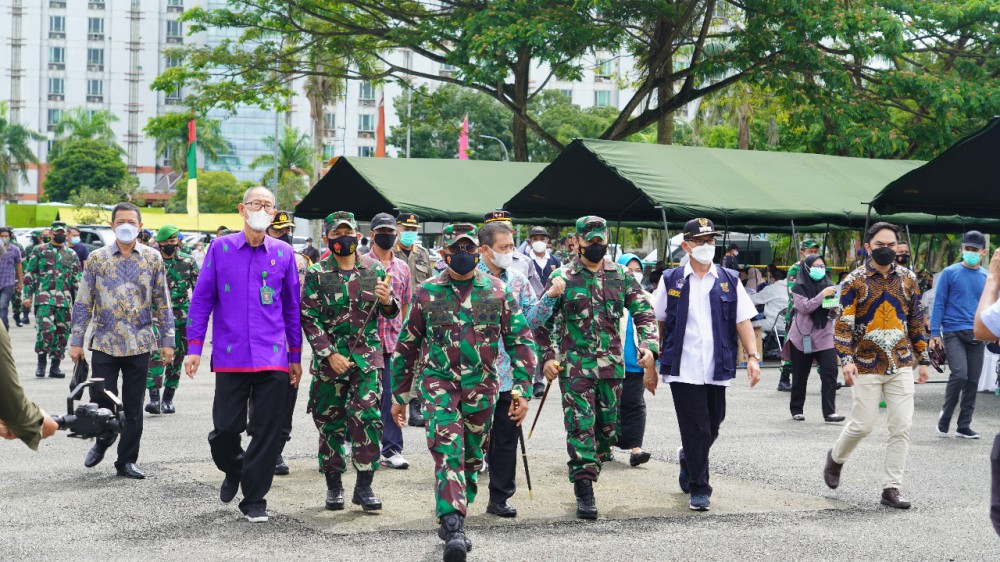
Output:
[187,232,302,372]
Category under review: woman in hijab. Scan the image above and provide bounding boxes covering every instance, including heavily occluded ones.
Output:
[783,254,844,423]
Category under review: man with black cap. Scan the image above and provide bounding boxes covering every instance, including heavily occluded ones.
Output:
[302,237,321,264]
[655,217,761,512]
[930,230,988,439]
[394,211,433,426]
[526,226,561,296]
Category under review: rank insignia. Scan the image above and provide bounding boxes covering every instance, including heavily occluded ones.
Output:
[720,282,730,293]
[668,289,681,298]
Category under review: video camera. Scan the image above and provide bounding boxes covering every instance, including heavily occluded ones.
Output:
[51,379,125,439]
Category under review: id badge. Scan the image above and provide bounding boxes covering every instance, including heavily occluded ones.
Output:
[260,285,275,305]
[802,335,812,354]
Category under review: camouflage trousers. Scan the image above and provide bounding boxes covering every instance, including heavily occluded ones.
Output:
[11,289,23,321]
[147,324,188,389]
[35,304,71,359]
[308,363,382,474]
[559,374,623,483]
[421,374,499,518]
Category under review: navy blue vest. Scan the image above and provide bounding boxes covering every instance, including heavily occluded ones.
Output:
[659,265,740,381]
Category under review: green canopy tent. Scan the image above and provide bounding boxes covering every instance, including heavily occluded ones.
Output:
[295,157,547,222]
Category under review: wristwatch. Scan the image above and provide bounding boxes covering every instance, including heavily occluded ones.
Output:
[840,356,854,367]
[747,352,761,361]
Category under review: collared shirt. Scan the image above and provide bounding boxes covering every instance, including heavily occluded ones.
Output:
[750,279,789,331]
[367,250,412,355]
[477,260,556,391]
[187,232,302,373]
[835,260,928,375]
[673,263,758,387]
[0,244,21,288]
[70,243,175,356]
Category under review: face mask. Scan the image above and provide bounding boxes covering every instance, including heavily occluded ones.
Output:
[632,271,643,285]
[70,236,81,245]
[0,238,7,247]
[161,244,178,257]
[531,241,547,254]
[42,236,52,244]
[871,247,897,266]
[691,244,715,265]
[246,209,272,232]
[52,233,67,244]
[328,235,357,257]
[732,251,739,257]
[808,266,826,281]
[446,250,480,275]
[580,242,608,263]
[114,224,139,244]
[399,231,419,247]
[962,251,982,267]
[895,253,910,265]
[373,233,396,251]
[490,249,513,270]
[274,233,293,245]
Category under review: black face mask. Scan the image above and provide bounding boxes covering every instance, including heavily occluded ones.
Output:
[277,234,293,246]
[580,242,608,263]
[52,233,66,244]
[895,253,910,265]
[161,244,178,257]
[446,250,480,275]
[328,235,357,257]
[42,236,52,244]
[373,233,396,251]
[871,247,897,266]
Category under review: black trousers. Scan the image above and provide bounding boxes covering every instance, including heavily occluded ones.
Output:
[942,330,985,430]
[209,371,289,513]
[670,382,726,497]
[488,391,518,503]
[789,345,838,417]
[247,378,298,446]
[617,370,647,449]
[991,433,1000,537]
[90,350,150,469]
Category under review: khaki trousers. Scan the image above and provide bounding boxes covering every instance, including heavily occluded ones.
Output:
[831,366,914,490]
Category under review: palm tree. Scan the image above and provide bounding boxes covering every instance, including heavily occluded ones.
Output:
[250,125,315,185]
[144,113,235,174]
[0,101,45,201]
[51,107,123,156]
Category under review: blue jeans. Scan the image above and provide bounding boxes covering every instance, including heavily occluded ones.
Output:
[0,286,14,331]
[380,353,403,457]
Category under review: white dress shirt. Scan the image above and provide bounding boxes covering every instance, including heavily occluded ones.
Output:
[750,279,788,332]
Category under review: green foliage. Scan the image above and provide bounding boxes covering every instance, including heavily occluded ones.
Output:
[42,139,128,203]
[276,170,309,212]
[51,107,123,159]
[144,113,234,173]
[0,101,44,199]
[250,126,314,184]
[166,169,245,214]
[68,177,140,225]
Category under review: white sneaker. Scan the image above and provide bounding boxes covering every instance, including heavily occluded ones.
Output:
[380,453,409,470]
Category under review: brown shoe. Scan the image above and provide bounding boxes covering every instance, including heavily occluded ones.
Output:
[880,488,911,509]
[824,449,843,489]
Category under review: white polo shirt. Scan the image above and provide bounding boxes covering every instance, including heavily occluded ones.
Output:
[670,263,758,386]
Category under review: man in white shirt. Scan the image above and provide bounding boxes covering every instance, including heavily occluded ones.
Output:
[751,268,789,332]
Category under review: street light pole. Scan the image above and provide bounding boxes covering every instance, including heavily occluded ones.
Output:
[480,135,509,161]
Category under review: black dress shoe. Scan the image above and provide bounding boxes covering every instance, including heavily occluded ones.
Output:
[629,451,652,467]
[116,463,146,479]
[274,455,289,476]
[486,500,517,518]
[220,475,240,503]
[881,487,911,509]
[824,414,846,423]
[84,440,111,468]
[532,381,546,398]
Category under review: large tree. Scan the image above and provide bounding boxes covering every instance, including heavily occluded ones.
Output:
[0,101,44,202]
[166,169,248,213]
[144,113,235,174]
[51,107,122,158]
[42,138,128,203]
[250,126,314,185]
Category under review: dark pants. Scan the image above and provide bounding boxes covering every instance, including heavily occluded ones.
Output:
[380,353,403,457]
[789,345,838,417]
[90,350,150,469]
[0,286,13,331]
[488,391,517,503]
[941,330,985,430]
[991,433,1000,536]
[209,371,289,514]
[670,382,726,497]
[617,370,647,449]
[247,379,298,446]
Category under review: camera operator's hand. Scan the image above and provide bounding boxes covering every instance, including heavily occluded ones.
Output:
[0,420,13,440]
[68,346,84,364]
[40,412,57,439]
[160,347,174,365]
[184,355,201,379]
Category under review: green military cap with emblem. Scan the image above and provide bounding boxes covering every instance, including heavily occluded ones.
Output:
[575,215,608,241]
[442,223,479,246]
[801,239,820,250]
[156,225,180,242]
[325,211,357,232]
[50,221,68,232]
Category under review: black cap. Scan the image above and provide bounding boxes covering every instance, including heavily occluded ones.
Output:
[396,212,420,226]
[371,212,397,232]
[728,243,740,251]
[683,218,720,240]
[528,226,549,238]
[484,210,512,223]
[962,230,986,249]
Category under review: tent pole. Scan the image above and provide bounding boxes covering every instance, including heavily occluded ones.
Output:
[790,220,798,264]
[615,216,623,258]
[744,230,752,266]
[914,232,924,270]
[656,205,669,265]
[905,225,913,259]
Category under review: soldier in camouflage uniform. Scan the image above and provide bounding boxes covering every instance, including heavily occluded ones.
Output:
[22,221,81,379]
[536,216,659,520]
[145,225,199,415]
[5,229,28,328]
[391,223,537,562]
[393,211,433,427]
[301,211,399,512]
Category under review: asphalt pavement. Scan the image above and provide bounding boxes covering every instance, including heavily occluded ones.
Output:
[2,320,997,560]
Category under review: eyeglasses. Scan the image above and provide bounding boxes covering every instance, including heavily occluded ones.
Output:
[449,243,478,253]
[687,238,716,247]
[243,201,275,211]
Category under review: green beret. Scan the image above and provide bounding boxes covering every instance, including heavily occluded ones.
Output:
[156,225,180,242]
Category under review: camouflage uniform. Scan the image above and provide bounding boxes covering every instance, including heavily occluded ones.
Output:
[22,242,81,360]
[146,251,199,390]
[535,216,659,484]
[391,223,537,519]
[10,240,26,323]
[301,212,399,476]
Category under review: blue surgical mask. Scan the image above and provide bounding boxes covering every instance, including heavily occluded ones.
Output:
[400,231,419,247]
[962,251,982,267]
[808,266,826,281]
[70,236,81,245]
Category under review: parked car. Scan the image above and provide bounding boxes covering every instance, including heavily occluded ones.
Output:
[75,225,117,251]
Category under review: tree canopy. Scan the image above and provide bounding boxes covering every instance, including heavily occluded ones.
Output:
[144,113,235,173]
[42,138,128,203]
[166,169,249,213]
[0,101,44,200]
[51,107,122,158]
[250,126,314,185]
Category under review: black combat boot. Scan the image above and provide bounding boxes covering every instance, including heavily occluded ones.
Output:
[144,387,162,414]
[161,387,176,414]
[408,398,426,427]
[48,356,65,378]
[777,363,792,392]
[352,470,382,511]
[35,353,47,378]
[574,479,598,520]
[325,472,344,510]
[438,513,471,562]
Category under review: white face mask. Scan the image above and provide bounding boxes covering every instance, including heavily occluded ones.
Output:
[632,271,643,284]
[490,249,513,270]
[0,238,7,247]
[531,241,547,255]
[691,244,715,265]
[114,224,139,244]
[246,209,272,232]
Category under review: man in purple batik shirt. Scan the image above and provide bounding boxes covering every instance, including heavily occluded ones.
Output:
[184,186,302,524]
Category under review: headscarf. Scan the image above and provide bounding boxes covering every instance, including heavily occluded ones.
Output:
[792,254,833,329]
[745,268,764,291]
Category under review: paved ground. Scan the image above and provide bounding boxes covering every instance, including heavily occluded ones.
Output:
[2,319,998,560]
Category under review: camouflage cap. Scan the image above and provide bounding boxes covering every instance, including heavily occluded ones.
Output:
[575,215,608,241]
[801,238,820,250]
[325,211,357,232]
[442,223,479,246]
[50,221,68,232]
[270,210,295,229]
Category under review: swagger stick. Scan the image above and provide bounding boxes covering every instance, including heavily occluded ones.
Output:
[527,362,561,440]
[346,274,392,362]
[511,389,533,499]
